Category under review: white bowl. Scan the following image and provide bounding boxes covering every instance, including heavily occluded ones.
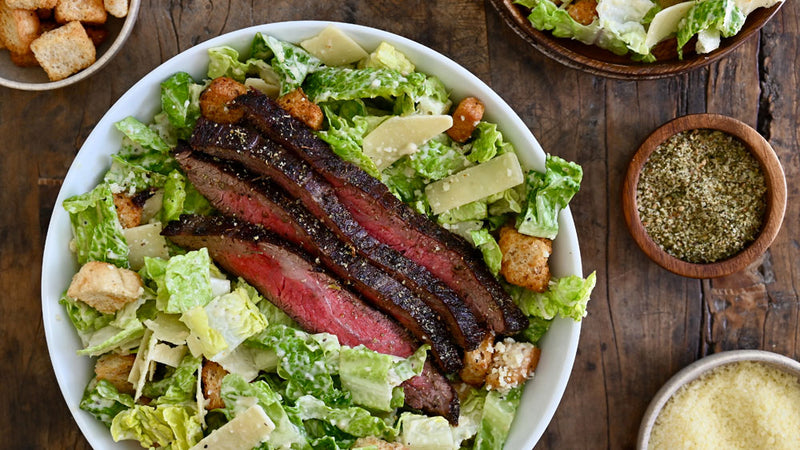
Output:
[637,350,800,449]
[0,0,141,90]
[41,21,584,449]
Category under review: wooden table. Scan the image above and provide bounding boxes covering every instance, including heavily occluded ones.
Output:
[1,1,797,448]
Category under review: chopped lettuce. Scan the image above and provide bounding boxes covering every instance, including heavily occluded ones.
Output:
[408,136,470,181]
[60,292,114,344]
[467,122,513,164]
[398,412,455,449]
[114,117,178,177]
[437,201,487,225]
[103,155,169,195]
[339,344,427,412]
[63,183,129,267]
[159,72,204,140]
[303,67,427,103]
[473,388,523,450]
[359,41,416,74]
[76,296,148,356]
[80,379,135,427]
[470,228,503,277]
[110,404,202,450]
[316,104,381,178]
[251,33,322,95]
[677,0,745,57]
[143,248,216,314]
[295,395,398,440]
[160,170,213,223]
[143,353,202,405]
[513,272,597,321]
[516,155,583,239]
[522,316,553,344]
[207,46,271,82]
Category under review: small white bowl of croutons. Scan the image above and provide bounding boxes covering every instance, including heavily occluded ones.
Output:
[0,0,139,90]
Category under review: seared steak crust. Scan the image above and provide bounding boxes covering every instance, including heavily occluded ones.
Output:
[232,91,528,335]
[162,214,459,422]
[189,120,486,353]
[173,147,466,373]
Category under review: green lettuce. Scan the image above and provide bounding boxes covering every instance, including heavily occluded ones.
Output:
[295,395,398,440]
[338,344,427,412]
[303,67,427,103]
[474,388,523,450]
[250,33,322,95]
[60,292,114,343]
[63,183,129,268]
[358,41,415,74]
[467,122,514,163]
[160,72,204,140]
[144,249,216,314]
[516,155,583,239]
[103,155,169,195]
[513,272,597,321]
[407,136,470,181]
[80,379,134,427]
[316,105,381,178]
[143,353,202,405]
[471,228,503,277]
[437,200,487,225]
[160,170,213,223]
[220,374,311,449]
[677,0,745,58]
[110,404,202,450]
[113,117,178,176]
[398,412,455,449]
[521,315,553,344]
[207,46,271,82]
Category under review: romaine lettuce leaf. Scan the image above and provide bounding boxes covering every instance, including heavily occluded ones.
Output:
[207,46,271,82]
[63,183,129,268]
[470,228,503,277]
[251,33,322,95]
[358,41,415,75]
[113,117,179,177]
[512,272,597,321]
[77,297,147,356]
[220,373,311,449]
[304,67,427,103]
[80,378,134,427]
[143,353,202,405]
[338,344,427,412]
[473,387,523,450]
[398,412,455,449]
[596,0,655,56]
[677,0,745,57]
[160,72,204,140]
[295,395,398,440]
[110,404,202,450]
[516,155,583,239]
[104,155,169,195]
[437,200,487,225]
[160,170,213,223]
[408,136,470,181]
[316,105,381,178]
[144,248,216,314]
[60,292,114,344]
[521,315,553,344]
[467,122,513,163]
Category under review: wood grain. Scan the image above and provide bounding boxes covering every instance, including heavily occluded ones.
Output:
[0,1,797,449]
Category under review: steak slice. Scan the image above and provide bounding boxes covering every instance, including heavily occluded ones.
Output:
[189,120,486,353]
[232,91,528,336]
[173,147,466,373]
[162,214,459,422]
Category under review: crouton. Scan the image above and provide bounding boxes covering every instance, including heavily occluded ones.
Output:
[567,0,598,26]
[6,0,58,10]
[485,338,541,392]
[113,193,142,229]
[9,49,38,66]
[55,0,106,24]
[199,76,249,123]
[353,436,409,449]
[84,24,108,46]
[30,21,95,81]
[67,261,143,314]
[0,3,40,54]
[446,96,485,143]
[460,333,495,386]
[103,0,127,18]
[201,360,228,410]
[95,353,136,395]
[497,225,552,292]
[276,88,324,131]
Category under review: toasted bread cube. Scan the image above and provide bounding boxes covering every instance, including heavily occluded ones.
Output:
[103,0,127,18]
[485,338,541,392]
[447,96,485,143]
[460,333,495,387]
[0,3,40,54]
[95,353,136,395]
[67,261,143,314]
[276,88,324,130]
[6,0,58,9]
[199,76,249,123]
[9,48,38,66]
[84,24,108,46]
[202,360,228,410]
[113,193,142,229]
[55,0,106,24]
[498,225,552,293]
[30,21,95,81]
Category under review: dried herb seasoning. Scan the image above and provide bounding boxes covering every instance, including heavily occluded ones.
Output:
[636,129,767,263]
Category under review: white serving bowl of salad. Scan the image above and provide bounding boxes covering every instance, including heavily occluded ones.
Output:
[42,21,589,449]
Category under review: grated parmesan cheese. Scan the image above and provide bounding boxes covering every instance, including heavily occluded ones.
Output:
[649,361,800,450]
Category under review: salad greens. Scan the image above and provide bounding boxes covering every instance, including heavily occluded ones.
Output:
[60,27,596,450]
[514,0,783,61]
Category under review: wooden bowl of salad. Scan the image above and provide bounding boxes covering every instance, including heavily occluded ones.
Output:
[490,0,785,79]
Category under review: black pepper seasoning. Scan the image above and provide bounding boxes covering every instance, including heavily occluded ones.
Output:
[636,129,767,263]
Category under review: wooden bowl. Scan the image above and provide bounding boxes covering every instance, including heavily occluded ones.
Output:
[489,0,784,80]
[622,114,786,279]
[637,350,800,449]
[0,0,140,91]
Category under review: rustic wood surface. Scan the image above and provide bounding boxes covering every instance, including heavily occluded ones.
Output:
[0,1,797,449]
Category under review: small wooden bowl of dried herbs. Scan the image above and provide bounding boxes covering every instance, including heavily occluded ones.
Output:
[622,114,786,279]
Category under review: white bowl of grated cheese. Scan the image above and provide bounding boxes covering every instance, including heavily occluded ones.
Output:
[638,350,800,450]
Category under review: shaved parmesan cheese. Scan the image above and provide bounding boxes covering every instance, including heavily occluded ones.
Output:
[151,343,188,367]
[189,404,275,450]
[644,2,694,49]
[144,314,190,345]
[300,25,369,66]
[127,328,157,401]
[123,222,170,271]
[362,114,453,170]
[426,152,524,215]
[244,77,280,99]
